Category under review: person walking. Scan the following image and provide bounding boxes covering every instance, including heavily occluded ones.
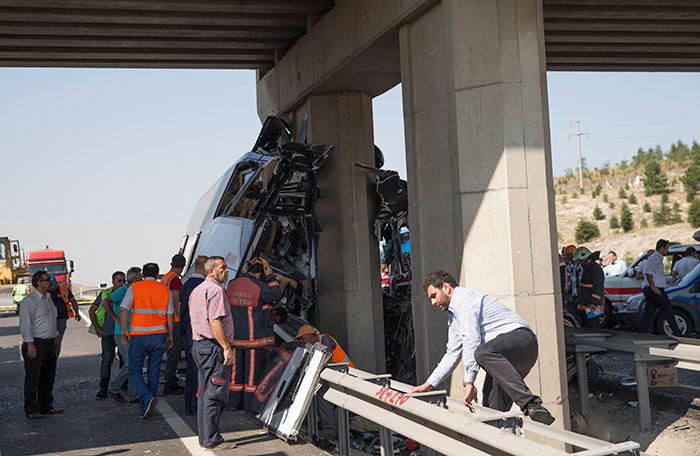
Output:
[19,271,64,418]
[48,275,81,358]
[102,267,142,403]
[409,270,555,425]
[161,254,186,395]
[639,239,683,337]
[120,262,174,419]
[88,272,124,398]
[180,255,208,415]
[226,258,281,410]
[189,256,236,450]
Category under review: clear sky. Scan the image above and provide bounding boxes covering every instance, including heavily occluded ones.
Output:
[1,69,699,284]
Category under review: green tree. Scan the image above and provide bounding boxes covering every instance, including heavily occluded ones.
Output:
[643,159,668,196]
[609,215,620,229]
[593,205,604,220]
[670,202,682,224]
[572,192,578,199]
[640,218,648,228]
[618,187,627,199]
[667,140,691,164]
[682,154,700,202]
[562,196,568,204]
[620,203,634,232]
[564,168,574,178]
[575,219,600,244]
[593,183,602,198]
[619,159,628,172]
[653,199,671,226]
[688,199,700,228]
[625,182,630,191]
[661,193,669,204]
[609,201,615,209]
[628,193,638,204]
[603,194,609,203]
[643,201,651,212]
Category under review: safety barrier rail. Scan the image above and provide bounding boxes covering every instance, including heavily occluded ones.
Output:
[565,326,700,431]
[311,365,645,456]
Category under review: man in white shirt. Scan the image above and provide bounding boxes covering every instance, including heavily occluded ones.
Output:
[19,271,64,418]
[672,247,699,283]
[409,270,555,425]
[635,250,655,281]
[638,239,682,336]
[604,251,627,276]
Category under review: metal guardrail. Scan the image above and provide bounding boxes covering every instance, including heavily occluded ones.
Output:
[311,365,644,456]
[565,327,700,431]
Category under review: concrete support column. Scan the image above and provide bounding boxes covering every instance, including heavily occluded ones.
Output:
[290,92,385,373]
[400,0,568,425]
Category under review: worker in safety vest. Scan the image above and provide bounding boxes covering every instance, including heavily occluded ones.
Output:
[225,257,281,409]
[294,325,355,368]
[120,262,174,419]
[12,277,30,314]
[161,254,186,395]
[48,275,80,358]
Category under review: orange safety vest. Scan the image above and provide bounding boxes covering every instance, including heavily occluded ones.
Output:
[320,334,355,368]
[129,280,170,335]
[58,283,75,318]
[160,271,180,323]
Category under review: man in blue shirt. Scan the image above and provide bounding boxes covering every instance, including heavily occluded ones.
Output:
[409,270,554,425]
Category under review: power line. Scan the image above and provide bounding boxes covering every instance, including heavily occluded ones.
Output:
[569,120,589,189]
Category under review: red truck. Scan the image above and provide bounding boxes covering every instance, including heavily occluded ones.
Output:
[26,248,74,289]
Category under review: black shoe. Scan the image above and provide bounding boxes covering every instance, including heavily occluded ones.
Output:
[526,402,555,425]
[109,392,126,403]
[95,390,108,399]
[163,385,185,395]
[139,397,158,419]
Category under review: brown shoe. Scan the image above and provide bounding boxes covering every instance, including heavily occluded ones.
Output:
[44,408,64,414]
[27,412,43,419]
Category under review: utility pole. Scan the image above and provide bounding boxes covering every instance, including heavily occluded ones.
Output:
[569,120,588,189]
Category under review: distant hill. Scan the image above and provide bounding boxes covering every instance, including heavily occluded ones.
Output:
[554,143,699,264]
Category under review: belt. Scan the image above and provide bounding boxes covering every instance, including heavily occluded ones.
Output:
[33,337,55,342]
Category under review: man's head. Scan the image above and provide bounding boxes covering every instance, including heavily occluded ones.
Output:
[142,262,159,279]
[126,267,142,284]
[563,245,576,263]
[270,306,288,325]
[170,254,186,274]
[32,271,51,294]
[423,270,457,311]
[685,247,697,258]
[112,271,126,289]
[48,275,58,290]
[204,256,228,284]
[247,262,265,280]
[17,277,24,284]
[608,251,617,264]
[655,239,669,255]
[193,255,209,275]
[295,325,317,344]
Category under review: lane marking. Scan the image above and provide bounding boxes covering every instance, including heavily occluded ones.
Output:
[157,398,210,456]
[78,309,91,327]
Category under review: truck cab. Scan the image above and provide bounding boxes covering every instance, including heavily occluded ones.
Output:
[26,249,74,289]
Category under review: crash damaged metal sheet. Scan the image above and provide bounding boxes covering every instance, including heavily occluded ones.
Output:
[249,342,332,441]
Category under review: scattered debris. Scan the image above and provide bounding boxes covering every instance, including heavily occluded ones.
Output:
[628,401,639,407]
[620,377,638,387]
[672,424,690,431]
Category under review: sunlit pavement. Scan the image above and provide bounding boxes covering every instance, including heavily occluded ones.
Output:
[0,308,328,456]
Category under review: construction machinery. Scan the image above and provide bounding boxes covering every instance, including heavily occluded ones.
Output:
[0,236,29,285]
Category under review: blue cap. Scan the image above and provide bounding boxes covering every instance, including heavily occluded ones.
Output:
[50,275,57,288]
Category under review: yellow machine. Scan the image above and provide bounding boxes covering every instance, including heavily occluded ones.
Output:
[0,237,29,285]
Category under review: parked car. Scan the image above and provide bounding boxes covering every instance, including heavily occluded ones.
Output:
[605,242,700,321]
[615,262,700,337]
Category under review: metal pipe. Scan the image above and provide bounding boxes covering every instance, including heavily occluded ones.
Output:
[635,360,651,432]
[321,369,566,456]
[337,406,350,456]
[576,352,590,415]
[378,425,394,456]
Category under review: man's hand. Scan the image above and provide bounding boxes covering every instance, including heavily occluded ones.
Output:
[166,335,174,350]
[223,346,234,366]
[121,331,130,346]
[27,342,37,360]
[652,286,662,296]
[95,326,104,339]
[463,383,479,412]
[408,382,434,394]
[74,313,81,322]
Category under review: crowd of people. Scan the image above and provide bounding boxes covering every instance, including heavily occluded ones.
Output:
[17,253,358,451]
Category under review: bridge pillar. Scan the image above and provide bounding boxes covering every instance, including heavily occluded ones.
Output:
[290,92,385,373]
[401,0,569,425]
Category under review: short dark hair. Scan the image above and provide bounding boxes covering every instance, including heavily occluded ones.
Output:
[686,247,697,256]
[112,271,125,281]
[248,262,264,276]
[194,255,208,271]
[142,262,159,278]
[171,254,186,268]
[423,270,457,292]
[608,251,617,257]
[32,270,49,288]
[655,239,669,251]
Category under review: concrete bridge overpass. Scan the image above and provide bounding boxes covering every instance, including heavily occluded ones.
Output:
[3,0,699,428]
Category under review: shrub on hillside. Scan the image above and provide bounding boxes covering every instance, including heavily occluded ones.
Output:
[643,159,668,196]
[682,154,700,202]
[643,201,651,212]
[562,196,568,204]
[628,193,637,204]
[572,192,578,199]
[653,199,671,226]
[670,202,682,224]
[640,218,648,228]
[609,215,620,229]
[603,194,609,203]
[688,199,700,228]
[618,188,627,199]
[593,206,604,220]
[609,201,615,209]
[620,203,634,232]
[575,219,600,244]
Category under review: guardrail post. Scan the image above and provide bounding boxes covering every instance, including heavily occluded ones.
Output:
[378,425,393,456]
[337,406,351,456]
[635,360,651,431]
[306,395,319,441]
[575,351,590,415]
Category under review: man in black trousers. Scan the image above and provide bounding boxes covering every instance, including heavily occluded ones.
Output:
[639,239,683,336]
[19,271,64,418]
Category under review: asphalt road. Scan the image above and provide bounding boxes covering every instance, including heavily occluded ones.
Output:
[0,309,329,456]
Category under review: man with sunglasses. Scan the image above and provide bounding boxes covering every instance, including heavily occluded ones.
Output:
[19,271,63,418]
